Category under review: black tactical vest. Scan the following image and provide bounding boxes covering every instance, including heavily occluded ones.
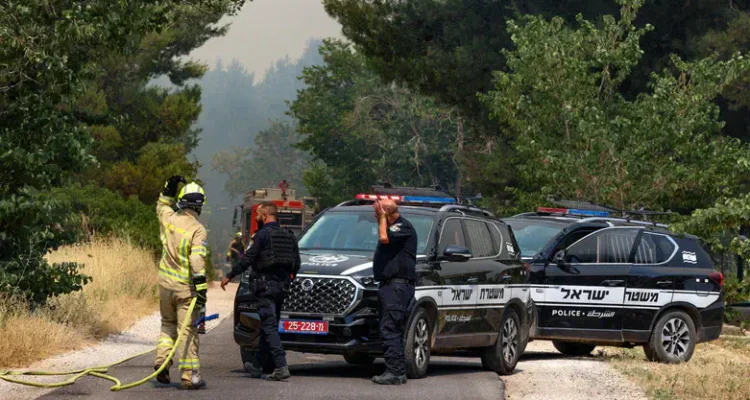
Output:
[257,226,297,274]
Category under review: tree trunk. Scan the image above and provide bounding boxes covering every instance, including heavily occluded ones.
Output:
[455,111,464,200]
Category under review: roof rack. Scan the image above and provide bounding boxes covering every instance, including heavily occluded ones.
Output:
[439,204,495,217]
[578,217,670,228]
[547,197,620,213]
[371,185,455,200]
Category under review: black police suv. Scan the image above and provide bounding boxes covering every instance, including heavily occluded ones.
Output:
[233,186,530,378]
[503,206,724,363]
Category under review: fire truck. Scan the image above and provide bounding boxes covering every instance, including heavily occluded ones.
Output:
[232,180,317,238]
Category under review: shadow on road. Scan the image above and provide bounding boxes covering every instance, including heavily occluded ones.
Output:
[225,359,488,381]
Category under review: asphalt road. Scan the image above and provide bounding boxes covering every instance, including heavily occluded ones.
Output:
[35,318,505,400]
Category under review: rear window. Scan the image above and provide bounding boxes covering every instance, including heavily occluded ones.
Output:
[464,219,495,258]
[635,233,677,264]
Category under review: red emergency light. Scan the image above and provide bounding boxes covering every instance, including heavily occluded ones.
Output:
[355,194,404,201]
[537,207,568,214]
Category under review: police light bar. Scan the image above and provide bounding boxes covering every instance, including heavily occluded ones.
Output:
[536,207,609,217]
[355,194,456,204]
[356,194,404,201]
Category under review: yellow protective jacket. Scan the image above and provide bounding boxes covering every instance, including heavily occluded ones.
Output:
[156,194,208,290]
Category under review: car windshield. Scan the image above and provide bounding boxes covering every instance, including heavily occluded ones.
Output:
[298,210,433,254]
[505,218,570,257]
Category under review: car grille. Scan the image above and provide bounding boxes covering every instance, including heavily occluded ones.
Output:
[282,276,358,315]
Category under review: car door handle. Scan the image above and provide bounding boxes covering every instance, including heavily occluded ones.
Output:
[657,280,673,288]
[467,277,479,284]
[601,280,624,287]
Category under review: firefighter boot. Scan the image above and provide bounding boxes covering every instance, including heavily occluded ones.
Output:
[154,366,170,384]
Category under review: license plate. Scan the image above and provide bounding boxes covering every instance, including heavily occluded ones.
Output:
[278,319,328,335]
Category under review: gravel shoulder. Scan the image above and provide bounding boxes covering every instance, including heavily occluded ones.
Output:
[503,340,647,400]
[0,282,237,400]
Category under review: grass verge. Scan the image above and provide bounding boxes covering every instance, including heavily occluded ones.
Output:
[602,336,750,400]
[0,238,158,368]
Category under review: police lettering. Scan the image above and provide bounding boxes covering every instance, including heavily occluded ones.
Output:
[552,309,581,317]
[451,288,473,301]
[625,291,659,303]
[561,288,610,301]
[479,288,504,300]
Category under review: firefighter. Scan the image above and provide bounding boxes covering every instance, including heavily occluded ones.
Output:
[154,175,209,390]
[220,202,300,381]
[226,231,245,266]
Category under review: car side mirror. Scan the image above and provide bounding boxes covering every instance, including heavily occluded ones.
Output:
[442,245,472,262]
[553,250,569,269]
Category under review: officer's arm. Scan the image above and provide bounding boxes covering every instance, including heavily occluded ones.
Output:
[226,231,263,280]
[378,215,389,244]
[190,226,209,280]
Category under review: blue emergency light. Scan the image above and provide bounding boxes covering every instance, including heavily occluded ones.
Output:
[356,194,456,204]
[403,196,457,204]
[537,207,609,217]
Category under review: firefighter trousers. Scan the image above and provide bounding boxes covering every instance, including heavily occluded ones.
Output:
[155,285,200,382]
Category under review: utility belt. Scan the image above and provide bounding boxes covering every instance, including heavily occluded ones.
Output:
[248,273,290,296]
[381,277,415,286]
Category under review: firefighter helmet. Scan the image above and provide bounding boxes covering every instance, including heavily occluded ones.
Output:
[178,182,206,212]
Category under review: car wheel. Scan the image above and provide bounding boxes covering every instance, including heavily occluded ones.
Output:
[343,353,376,365]
[405,307,431,379]
[481,308,521,375]
[552,341,596,357]
[645,310,696,363]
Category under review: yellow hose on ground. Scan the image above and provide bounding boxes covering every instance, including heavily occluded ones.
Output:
[0,298,197,391]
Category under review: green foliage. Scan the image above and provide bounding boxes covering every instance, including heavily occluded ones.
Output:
[323,0,750,200]
[0,0,244,303]
[479,1,750,215]
[52,185,161,252]
[290,40,462,207]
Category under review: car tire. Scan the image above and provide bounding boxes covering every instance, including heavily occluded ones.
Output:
[404,307,431,379]
[552,341,596,357]
[481,308,522,375]
[645,310,696,364]
[343,353,376,365]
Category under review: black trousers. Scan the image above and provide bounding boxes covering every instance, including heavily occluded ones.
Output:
[256,281,287,369]
[378,281,415,376]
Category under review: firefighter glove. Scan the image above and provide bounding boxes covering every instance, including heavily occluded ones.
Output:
[162,175,187,198]
[194,275,208,307]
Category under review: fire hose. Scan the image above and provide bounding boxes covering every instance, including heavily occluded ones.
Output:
[0,298,218,391]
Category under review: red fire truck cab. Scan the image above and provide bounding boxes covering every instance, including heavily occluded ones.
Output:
[236,181,317,238]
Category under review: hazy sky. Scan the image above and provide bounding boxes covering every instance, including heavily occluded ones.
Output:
[190,0,343,78]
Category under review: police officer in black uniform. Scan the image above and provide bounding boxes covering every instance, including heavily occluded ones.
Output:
[220,201,300,381]
[371,199,417,385]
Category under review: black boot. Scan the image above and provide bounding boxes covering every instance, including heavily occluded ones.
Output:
[263,367,291,381]
[244,362,262,379]
[154,366,170,384]
[372,371,407,385]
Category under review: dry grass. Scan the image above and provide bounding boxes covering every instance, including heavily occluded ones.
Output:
[0,238,159,368]
[603,337,750,400]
